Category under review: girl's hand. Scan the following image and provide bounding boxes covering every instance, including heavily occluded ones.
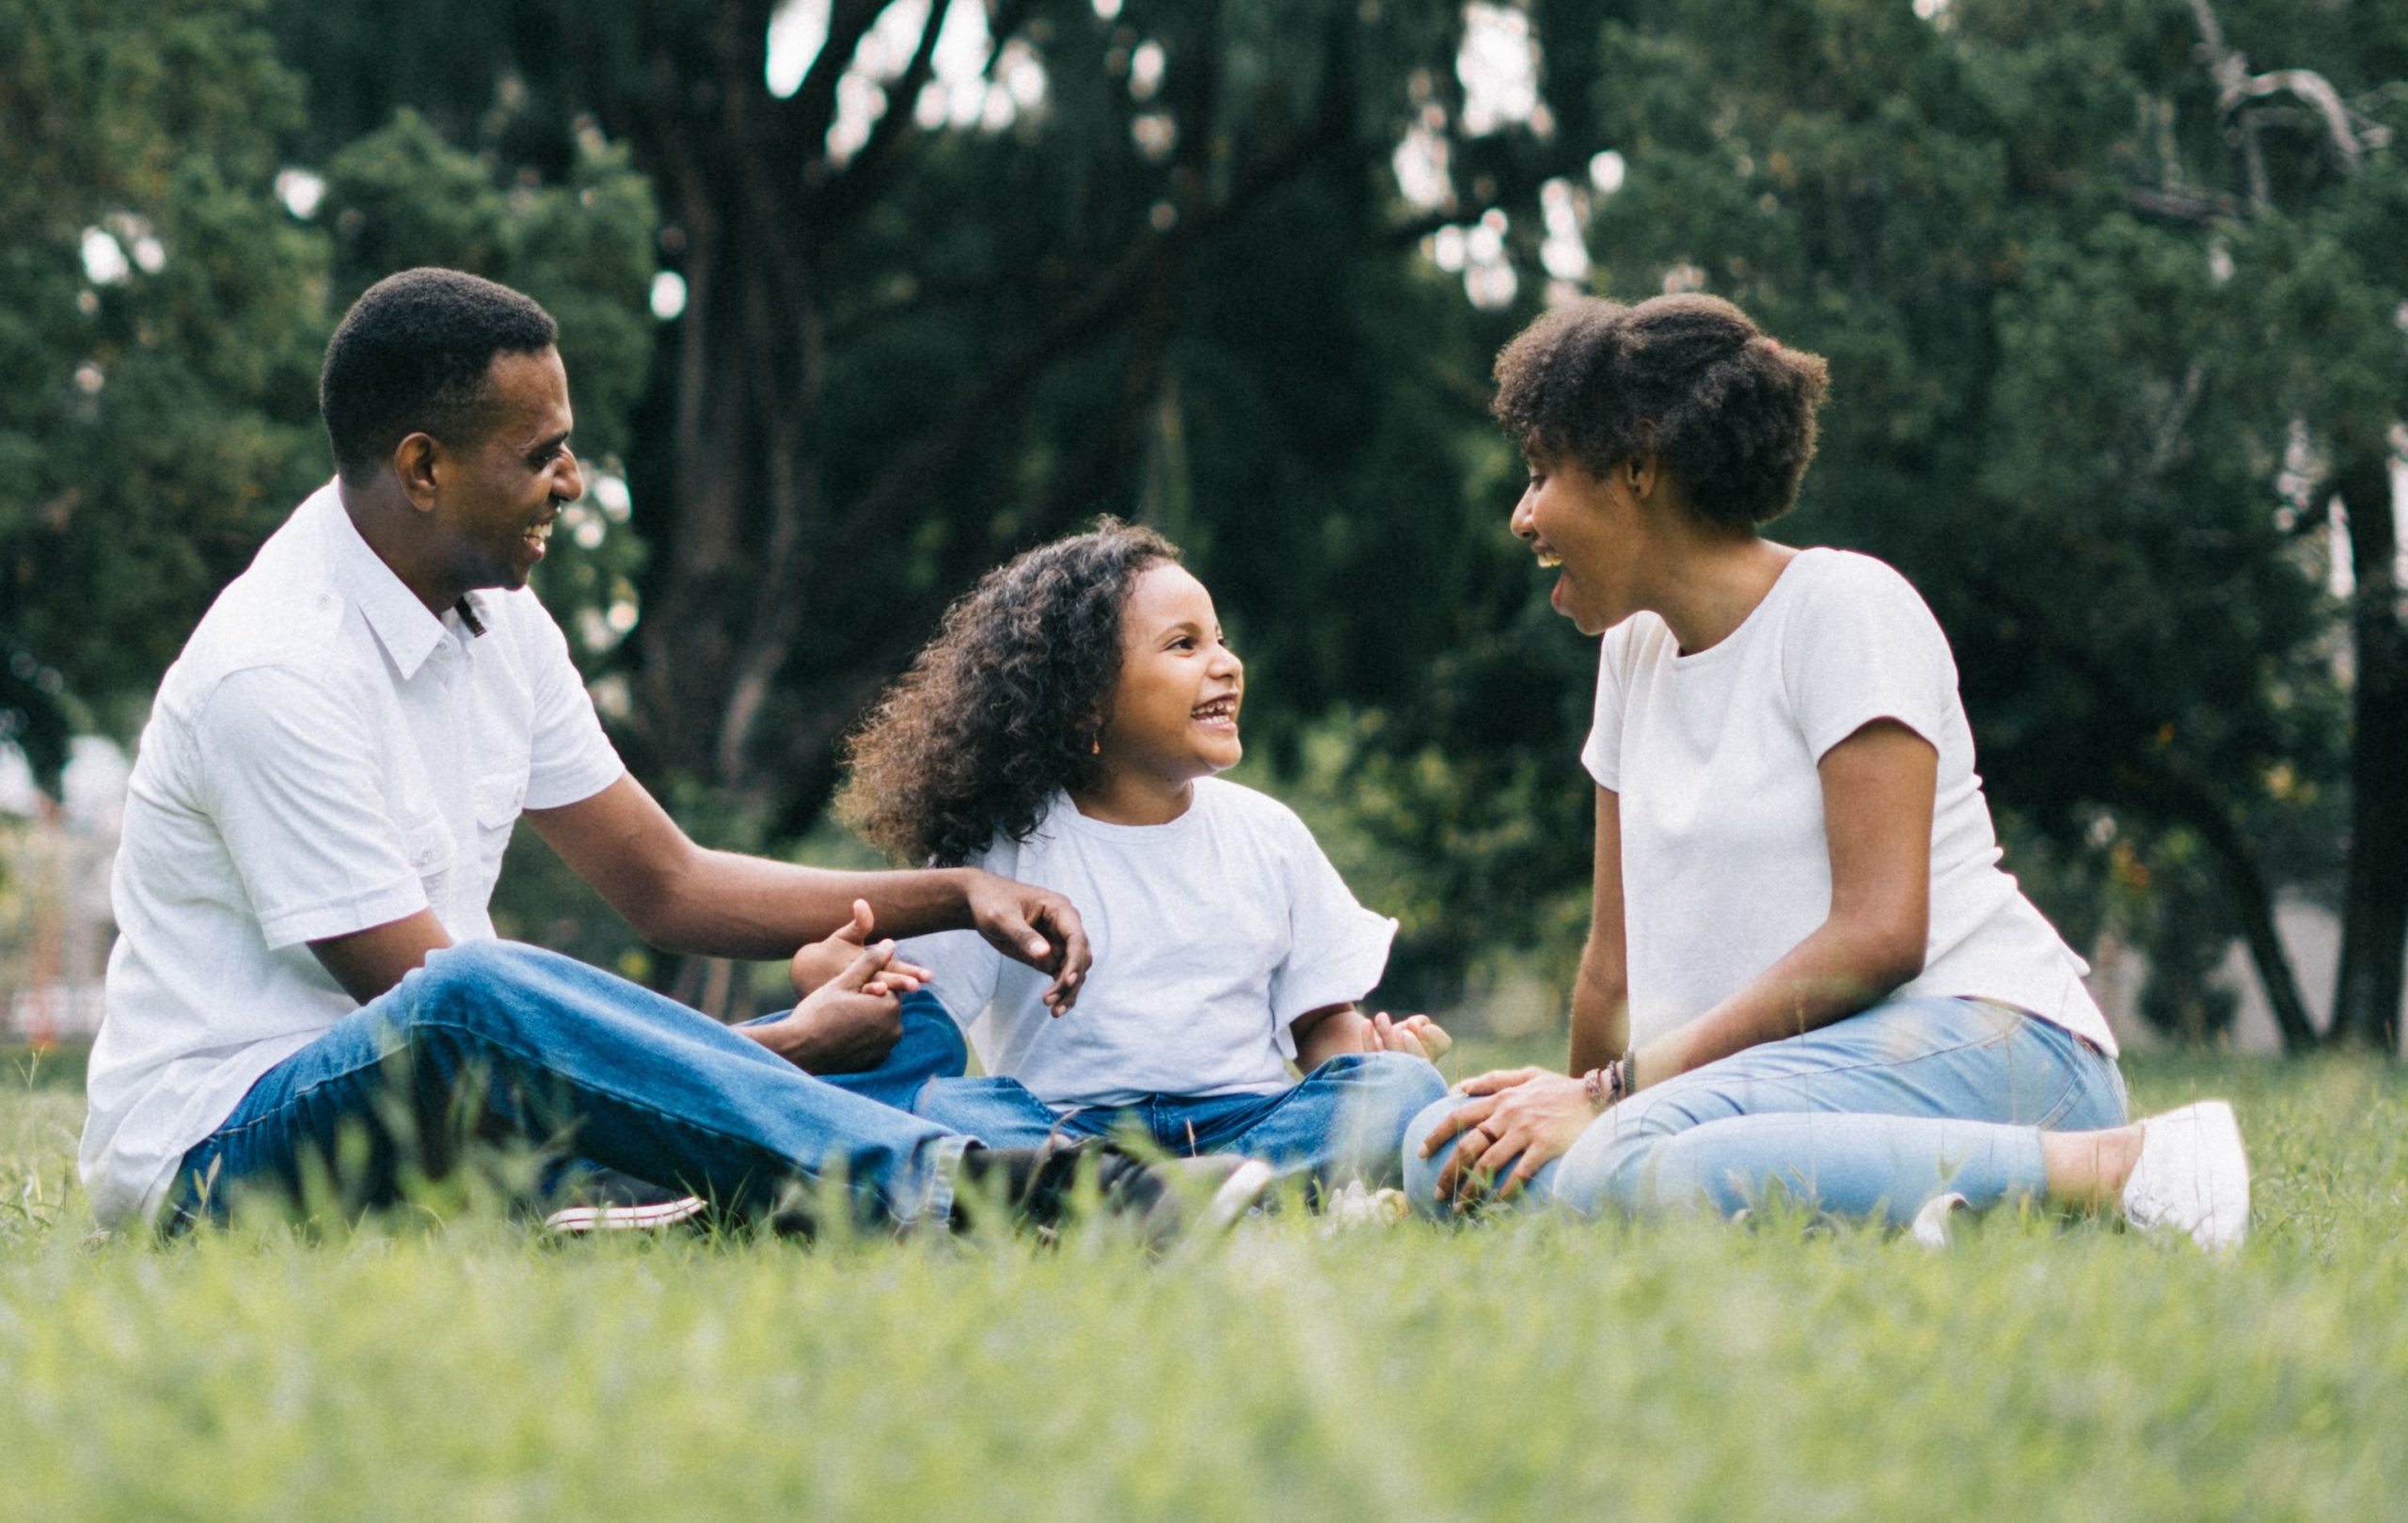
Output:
[791,899,931,999]
[1418,1068,1601,1208]
[1365,1011,1452,1061]
[755,933,914,1073]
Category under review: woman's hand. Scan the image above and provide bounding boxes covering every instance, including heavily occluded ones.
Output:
[789,899,930,999]
[1418,1068,1602,1207]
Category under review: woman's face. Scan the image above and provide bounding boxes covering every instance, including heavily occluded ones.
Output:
[1511,452,1643,636]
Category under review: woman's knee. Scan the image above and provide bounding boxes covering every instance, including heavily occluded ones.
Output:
[1548,1114,1665,1217]
[1400,1093,1480,1217]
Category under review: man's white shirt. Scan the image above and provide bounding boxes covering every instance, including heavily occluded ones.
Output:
[79,482,625,1229]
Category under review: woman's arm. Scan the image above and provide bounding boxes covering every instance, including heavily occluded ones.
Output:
[1627,718,1934,1088]
[1566,785,1630,1075]
[1421,722,1935,1204]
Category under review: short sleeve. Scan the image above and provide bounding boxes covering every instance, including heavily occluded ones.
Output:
[895,928,1004,1031]
[1263,806,1397,1032]
[517,600,626,810]
[1782,555,1957,760]
[1579,631,1625,790]
[197,667,430,949]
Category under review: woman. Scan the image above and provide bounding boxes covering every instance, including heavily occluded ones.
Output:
[1406,293,2249,1248]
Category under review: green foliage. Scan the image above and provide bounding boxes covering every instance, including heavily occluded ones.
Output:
[0,0,663,777]
[3,1056,2407,1518]
[0,0,326,760]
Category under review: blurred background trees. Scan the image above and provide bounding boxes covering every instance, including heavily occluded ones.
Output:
[2,0,2401,1046]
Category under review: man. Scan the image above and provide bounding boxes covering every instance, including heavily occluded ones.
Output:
[79,267,1265,1237]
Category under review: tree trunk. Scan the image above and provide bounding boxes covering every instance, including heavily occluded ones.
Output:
[2140,758,2321,1053]
[2331,436,2408,1054]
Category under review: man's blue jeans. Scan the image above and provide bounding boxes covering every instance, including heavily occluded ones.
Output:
[910,1030,1448,1188]
[170,941,970,1230]
[1404,997,2127,1226]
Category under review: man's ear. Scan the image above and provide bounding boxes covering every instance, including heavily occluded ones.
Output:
[391,432,443,512]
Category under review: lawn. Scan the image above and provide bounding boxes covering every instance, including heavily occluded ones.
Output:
[2,1047,2402,1522]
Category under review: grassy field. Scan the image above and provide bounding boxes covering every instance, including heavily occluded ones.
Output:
[3,1047,2403,1523]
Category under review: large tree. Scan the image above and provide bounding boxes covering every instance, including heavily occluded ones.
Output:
[260,0,1588,821]
[0,0,326,786]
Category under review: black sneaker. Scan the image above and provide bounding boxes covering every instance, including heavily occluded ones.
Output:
[958,1138,1273,1250]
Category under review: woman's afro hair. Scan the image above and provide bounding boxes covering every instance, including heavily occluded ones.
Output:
[1491,293,1830,529]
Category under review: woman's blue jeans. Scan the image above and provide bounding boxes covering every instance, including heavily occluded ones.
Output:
[1404,997,2128,1226]
[169,941,970,1230]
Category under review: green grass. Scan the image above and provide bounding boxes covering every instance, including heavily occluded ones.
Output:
[2,1051,2403,1522]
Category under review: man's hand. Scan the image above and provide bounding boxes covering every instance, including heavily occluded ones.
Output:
[747,934,913,1073]
[963,870,1091,1013]
[789,899,931,1000]
[1418,1067,1601,1209]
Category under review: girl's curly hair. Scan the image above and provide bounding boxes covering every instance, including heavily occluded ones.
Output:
[837,518,1181,866]
[1492,293,1830,530]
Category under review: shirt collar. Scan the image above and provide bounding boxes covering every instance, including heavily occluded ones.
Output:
[316,482,482,680]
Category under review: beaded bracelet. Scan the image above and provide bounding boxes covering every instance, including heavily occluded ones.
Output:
[1579,1057,1630,1113]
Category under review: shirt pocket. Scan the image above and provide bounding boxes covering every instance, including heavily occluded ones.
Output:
[399,803,458,898]
[470,769,528,895]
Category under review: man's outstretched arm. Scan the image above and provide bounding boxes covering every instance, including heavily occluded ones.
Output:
[524,774,1091,1008]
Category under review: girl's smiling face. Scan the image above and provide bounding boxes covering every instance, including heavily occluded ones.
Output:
[1093,563,1245,790]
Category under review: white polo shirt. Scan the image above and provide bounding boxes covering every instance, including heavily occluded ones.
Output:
[79,481,626,1228]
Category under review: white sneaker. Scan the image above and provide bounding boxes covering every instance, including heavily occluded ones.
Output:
[1318,1181,1411,1233]
[2120,1101,2250,1252]
[544,1190,709,1235]
[1909,1191,1970,1250]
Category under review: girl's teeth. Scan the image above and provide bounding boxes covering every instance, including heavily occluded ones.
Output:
[1536,550,1562,567]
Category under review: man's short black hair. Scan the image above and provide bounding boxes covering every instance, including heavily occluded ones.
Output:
[320,268,560,483]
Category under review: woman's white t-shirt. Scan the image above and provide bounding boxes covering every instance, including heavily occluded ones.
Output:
[1582,547,2115,1055]
[898,779,1398,1106]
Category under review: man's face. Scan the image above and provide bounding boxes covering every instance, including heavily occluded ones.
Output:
[430,347,581,595]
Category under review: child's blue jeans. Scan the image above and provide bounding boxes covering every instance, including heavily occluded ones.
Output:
[908,1007,1448,1189]
[1404,996,2127,1225]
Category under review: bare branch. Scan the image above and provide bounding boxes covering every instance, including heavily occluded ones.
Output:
[807,0,986,233]
[2235,69,2366,168]
[778,0,895,167]
[2186,0,2368,179]
[2127,185,2244,225]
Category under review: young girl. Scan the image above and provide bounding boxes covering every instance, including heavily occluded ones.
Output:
[1409,293,2250,1248]
[819,520,1450,1189]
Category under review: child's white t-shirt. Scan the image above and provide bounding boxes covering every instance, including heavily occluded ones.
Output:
[896,778,1398,1106]
[1583,547,2116,1056]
